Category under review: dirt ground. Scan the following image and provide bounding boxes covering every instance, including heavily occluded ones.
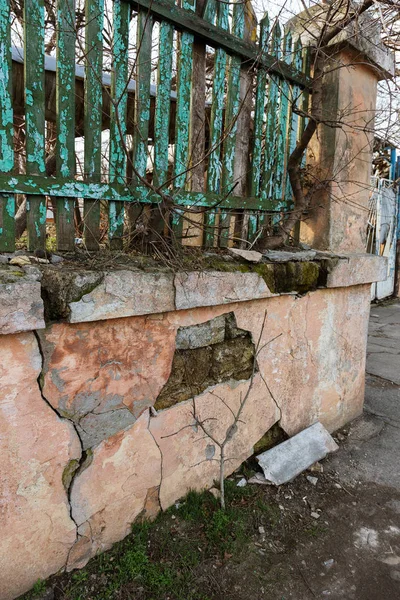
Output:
[21,301,400,600]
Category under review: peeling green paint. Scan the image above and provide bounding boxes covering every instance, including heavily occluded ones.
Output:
[250,13,269,198]
[261,23,281,204]
[154,20,174,187]
[0,0,14,175]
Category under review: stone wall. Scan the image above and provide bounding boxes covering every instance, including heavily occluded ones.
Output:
[0,253,387,600]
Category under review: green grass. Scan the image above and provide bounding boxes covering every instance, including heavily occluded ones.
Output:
[22,481,292,600]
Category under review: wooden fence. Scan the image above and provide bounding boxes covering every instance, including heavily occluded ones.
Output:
[0,0,311,252]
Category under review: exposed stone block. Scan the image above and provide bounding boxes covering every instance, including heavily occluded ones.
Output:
[0,266,44,335]
[0,332,81,600]
[155,314,255,411]
[175,315,226,349]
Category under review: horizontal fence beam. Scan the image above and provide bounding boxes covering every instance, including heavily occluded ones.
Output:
[127,0,311,89]
[0,175,278,211]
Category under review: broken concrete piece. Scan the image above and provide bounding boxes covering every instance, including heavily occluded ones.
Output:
[9,255,31,266]
[228,248,263,263]
[175,315,226,349]
[248,473,273,486]
[0,273,45,335]
[307,476,318,486]
[237,477,247,487]
[263,250,317,262]
[256,422,338,485]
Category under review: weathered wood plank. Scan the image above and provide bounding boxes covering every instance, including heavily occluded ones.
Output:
[250,12,269,198]
[83,0,104,250]
[204,0,226,246]
[274,30,292,209]
[0,0,15,251]
[285,36,302,205]
[127,9,154,239]
[261,22,281,204]
[149,5,174,241]
[219,0,245,248]
[126,0,311,88]
[56,0,76,251]
[108,0,130,249]
[172,0,195,241]
[0,174,279,211]
[233,0,257,247]
[300,45,311,169]
[24,0,47,251]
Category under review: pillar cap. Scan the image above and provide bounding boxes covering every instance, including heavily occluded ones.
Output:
[287,3,395,80]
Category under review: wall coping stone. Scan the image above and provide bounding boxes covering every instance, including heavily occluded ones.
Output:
[0,252,387,333]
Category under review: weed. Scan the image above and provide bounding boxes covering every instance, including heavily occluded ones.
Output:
[30,579,46,597]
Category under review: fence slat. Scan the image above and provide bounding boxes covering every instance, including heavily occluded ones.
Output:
[0,0,15,251]
[274,29,292,209]
[204,0,227,247]
[285,36,302,205]
[56,0,76,251]
[300,45,311,169]
[24,0,46,251]
[134,11,153,180]
[172,0,195,241]
[84,0,104,250]
[250,13,269,198]
[128,8,154,237]
[149,6,174,241]
[219,0,245,247]
[261,22,281,204]
[109,0,130,249]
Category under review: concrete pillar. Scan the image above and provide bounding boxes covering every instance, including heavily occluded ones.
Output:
[289,7,395,253]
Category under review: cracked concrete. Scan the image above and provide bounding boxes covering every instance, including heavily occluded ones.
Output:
[329,300,400,491]
[0,332,81,600]
[0,285,376,599]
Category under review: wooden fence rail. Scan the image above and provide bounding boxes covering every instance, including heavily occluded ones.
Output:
[0,0,311,252]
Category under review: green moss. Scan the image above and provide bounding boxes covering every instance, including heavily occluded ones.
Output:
[62,459,80,490]
[253,423,287,454]
[252,263,276,293]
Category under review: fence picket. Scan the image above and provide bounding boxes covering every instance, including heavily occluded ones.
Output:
[219,0,245,247]
[127,9,154,238]
[250,13,269,199]
[150,4,174,241]
[204,0,227,246]
[24,0,46,251]
[172,0,196,241]
[300,45,311,168]
[285,36,302,205]
[109,0,130,250]
[261,22,281,204]
[274,29,292,210]
[56,0,76,251]
[0,0,15,251]
[83,0,104,250]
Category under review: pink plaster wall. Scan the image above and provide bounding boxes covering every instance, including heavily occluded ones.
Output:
[0,284,371,599]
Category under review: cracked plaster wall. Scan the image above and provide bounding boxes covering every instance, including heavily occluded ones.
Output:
[0,284,371,599]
